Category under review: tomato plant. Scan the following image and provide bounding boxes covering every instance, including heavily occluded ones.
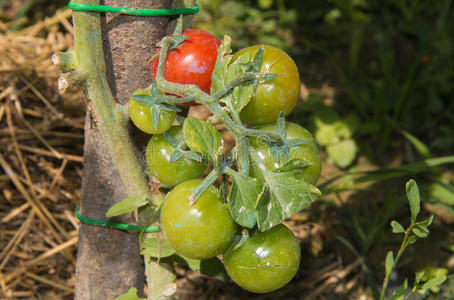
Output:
[231,45,300,125]
[146,126,207,187]
[160,179,237,259]
[128,89,175,134]
[150,29,221,105]
[105,19,322,297]
[249,122,321,185]
[223,224,300,293]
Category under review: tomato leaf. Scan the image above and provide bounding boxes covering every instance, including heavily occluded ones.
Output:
[114,287,146,300]
[105,194,149,217]
[140,238,176,258]
[255,169,321,231]
[183,117,221,161]
[223,53,254,113]
[227,169,263,228]
[211,35,233,95]
[175,255,229,281]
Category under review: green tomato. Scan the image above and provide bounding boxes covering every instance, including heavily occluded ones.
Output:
[249,122,321,185]
[146,126,207,187]
[223,224,300,293]
[231,45,300,125]
[160,179,237,259]
[128,89,176,134]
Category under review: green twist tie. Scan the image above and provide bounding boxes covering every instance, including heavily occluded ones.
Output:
[75,206,159,233]
[68,1,199,16]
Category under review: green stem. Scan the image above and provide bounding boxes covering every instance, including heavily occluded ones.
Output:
[379,223,415,300]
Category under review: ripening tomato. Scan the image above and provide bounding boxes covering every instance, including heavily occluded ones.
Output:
[231,45,300,125]
[146,126,207,187]
[128,89,176,134]
[249,122,321,185]
[160,179,237,259]
[223,224,300,293]
[150,29,221,105]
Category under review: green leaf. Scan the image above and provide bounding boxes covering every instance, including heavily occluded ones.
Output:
[251,47,264,72]
[415,215,434,228]
[183,117,221,161]
[255,169,321,231]
[223,53,254,113]
[412,224,429,238]
[175,256,229,281]
[106,194,149,217]
[227,170,263,228]
[385,251,394,275]
[326,138,357,168]
[407,235,419,245]
[390,278,407,300]
[140,238,176,258]
[114,287,146,300]
[390,220,405,234]
[406,179,420,222]
[200,257,230,281]
[402,130,431,159]
[210,35,233,94]
[421,275,446,290]
[415,270,425,285]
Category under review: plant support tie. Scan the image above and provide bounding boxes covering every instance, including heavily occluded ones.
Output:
[68,1,199,16]
[75,206,159,233]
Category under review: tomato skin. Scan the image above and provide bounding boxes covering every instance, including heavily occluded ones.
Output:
[150,29,221,105]
[160,179,237,259]
[146,127,207,187]
[249,122,321,185]
[128,89,176,134]
[223,224,300,293]
[231,45,300,125]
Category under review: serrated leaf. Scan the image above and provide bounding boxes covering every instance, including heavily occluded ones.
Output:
[391,220,405,233]
[385,251,394,275]
[406,179,420,222]
[421,275,446,290]
[255,170,321,231]
[412,224,429,238]
[141,238,176,258]
[114,287,146,300]
[106,194,149,217]
[390,279,407,300]
[183,117,221,161]
[326,138,357,168]
[227,170,263,228]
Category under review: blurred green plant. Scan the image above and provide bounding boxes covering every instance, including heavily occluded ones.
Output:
[193,0,297,51]
[295,0,454,154]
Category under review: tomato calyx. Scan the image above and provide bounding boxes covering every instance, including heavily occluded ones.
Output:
[162,129,203,165]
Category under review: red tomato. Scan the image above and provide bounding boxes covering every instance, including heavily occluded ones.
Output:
[150,29,221,106]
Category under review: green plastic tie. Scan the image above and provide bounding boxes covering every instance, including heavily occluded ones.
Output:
[75,206,159,233]
[68,1,199,16]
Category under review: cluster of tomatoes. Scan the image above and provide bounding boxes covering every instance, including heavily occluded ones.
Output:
[127,29,321,293]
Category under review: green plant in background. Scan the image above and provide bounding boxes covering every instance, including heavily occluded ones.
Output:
[193,0,297,51]
[379,179,446,300]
